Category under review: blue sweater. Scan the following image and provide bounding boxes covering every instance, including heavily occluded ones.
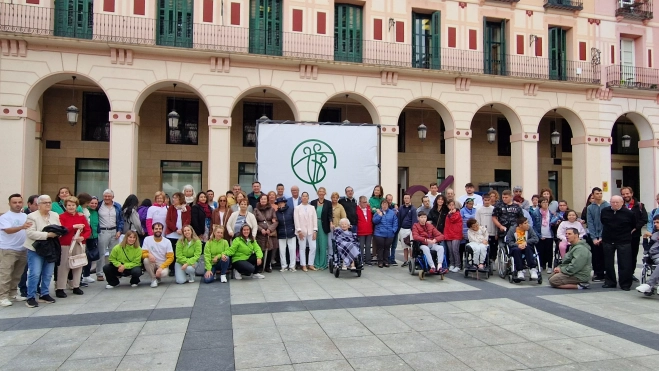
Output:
[460,206,477,241]
[373,209,399,238]
[587,201,610,239]
[398,204,418,230]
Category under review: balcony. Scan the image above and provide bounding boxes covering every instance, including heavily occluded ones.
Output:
[606,65,659,90]
[616,0,653,20]
[0,4,600,85]
[543,0,584,11]
[485,0,520,3]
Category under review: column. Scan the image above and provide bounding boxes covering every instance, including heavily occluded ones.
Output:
[639,139,659,207]
[109,112,138,202]
[208,117,231,194]
[510,132,539,196]
[444,128,471,191]
[0,106,40,213]
[380,124,398,203]
[571,135,612,211]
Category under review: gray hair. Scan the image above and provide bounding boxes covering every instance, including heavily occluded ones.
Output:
[102,189,114,196]
[339,218,350,226]
[359,196,367,202]
[183,184,195,192]
[37,195,51,205]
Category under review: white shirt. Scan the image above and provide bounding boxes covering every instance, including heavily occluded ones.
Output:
[458,194,483,208]
[166,209,183,239]
[146,205,168,227]
[0,211,27,250]
[142,236,173,264]
[475,206,495,236]
[426,192,439,206]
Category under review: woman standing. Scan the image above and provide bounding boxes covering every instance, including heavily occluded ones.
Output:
[311,187,332,270]
[369,185,384,214]
[356,196,373,266]
[443,200,463,272]
[191,192,212,242]
[428,195,449,233]
[460,199,477,243]
[535,197,554,273]
[174,225,202,284]
[51,187,72,214]
[254,194,278,273]
[78,194,98,284]
[166,192,191,276]
[211,195,232,230]
[57,196,91,298]
[182,185,196,206]
[330,192,347,231]
[224,225,264,279]
[231,192,253,213]
[122,195,144,237]
[540,188,559,214]
[147,191,168,236]
[294,192,317,271]
[372,200,398,268]
[226,199,258,239]
[267,191,278,211]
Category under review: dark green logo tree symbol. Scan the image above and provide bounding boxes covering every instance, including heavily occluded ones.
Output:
[291,140,337,191]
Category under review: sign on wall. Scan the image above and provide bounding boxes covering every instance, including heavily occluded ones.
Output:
[257,123,379,200]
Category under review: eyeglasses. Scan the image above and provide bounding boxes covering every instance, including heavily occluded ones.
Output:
[219,199,227,202]
[41,202,52,205]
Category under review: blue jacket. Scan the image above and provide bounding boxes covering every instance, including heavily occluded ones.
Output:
[529,206,542,236]
[373,208,399,238]
[460,206,477,241]
[398,204,418,230]
[587,201,610,239]
[648,208,659,234]
[95,201,124,234]
[275,204,296,239]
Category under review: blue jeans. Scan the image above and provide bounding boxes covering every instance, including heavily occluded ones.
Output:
[203,257,231,283]
[19,264,28,297]
[27,250,54,299]
[389,231,399,263]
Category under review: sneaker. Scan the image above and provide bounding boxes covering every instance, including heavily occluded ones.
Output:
[131,284,138,287]
[517,271,525,280]
[280,268,287,272]
[449,265,455,272]
[429,268,436,274]
[0,299,12,307]
[14,295,27,302]
[72,288,84,295]
[546,267,552,275]
[187,274,194,283]
[578,282,590,290]
[252,273,265,279]
[234,270,242,280]
[82,276,96,283]
[25,298,38,308]
[636,283,652,293]
[391,261,398,266]
[150,280,158,288]
[79,282,88,287]
[401,261,409,267]
[38,295,55,304]
[96,275,105,281]
[55,289,67,298]
[105,284,114,289]
[530,268,539,280]
[591,276,604,282]
[289,268,296,272]
[220,275,227,283]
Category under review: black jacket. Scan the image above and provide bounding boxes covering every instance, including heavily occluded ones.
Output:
[338,197,358,226]
[428,207,448,233]
[398,204,418,230]
[32,225,68,264]
[310,199,332,234]
[190,204,209,238]
[275,204,296,239]
[627,198,648,238]
[601,206,636,244]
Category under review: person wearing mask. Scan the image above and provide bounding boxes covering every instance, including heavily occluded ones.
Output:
[412,211,446,274]
[247,181,263,210]
[122,194,144,238]
[372,199,398,268]
[254,194,278,273]
[57,196,91,297]
[146,191,168,236]
[211,195,232,230]
[287,185,302,209]
[549,228,592,290]
[535,197,554,275]
[0,194,30,307]
[276,197,296,272]
[311,187,332,270]
[206,190,217,209]
[96,189,123,282]
[294,192,317,271]
[224,225,264,279]
[620,186,647,281]
[398,194,417,268]
[426,183,440,206]
[79,194,98,285]
[226,199,258,239]
[174,225,202,284]
[141,222,174,288]
[368,185,384,214]
[103,231,143,288]
[203,225,230,283]
[338,187,358,233]
[601,195,637,291]
[182,185,196,206]
[231,192,253,213]
[190,191,212,242]
[458,183,483,208]
[587,187,609,282]
[476,194,496,264]
[356,196,373,266]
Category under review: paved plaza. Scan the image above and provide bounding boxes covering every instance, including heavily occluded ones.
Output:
[0,254,657,371]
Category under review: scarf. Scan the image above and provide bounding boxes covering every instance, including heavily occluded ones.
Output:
[153,203,166,208]
[626,199,635,210]
[198,202,212,218]
[185,196,194,205]
[540,208,549,227]
[175,203,188,213]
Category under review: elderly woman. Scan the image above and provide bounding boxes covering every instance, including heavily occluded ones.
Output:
[254,194,278,273]
[372,199,398,268]
[182,184,196,206]
[24,195,61,308]
[57,196,91,298]
[333,218,360,270]
[311,187,332,270]
[146,191,168,236]
[226,199,258,239]
[231,191,253,213]
[294,192,317,271]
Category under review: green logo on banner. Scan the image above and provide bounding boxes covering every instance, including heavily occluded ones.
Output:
[291,140,337,191]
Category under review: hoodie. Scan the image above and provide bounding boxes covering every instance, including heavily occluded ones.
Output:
[558,239,592,283]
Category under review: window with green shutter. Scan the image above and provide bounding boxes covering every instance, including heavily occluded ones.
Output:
[334,4,362,63]
[157,0,194,48]
[549,27,567,80]
[484,19,506,75]
[54,0,93,39]
[412,12,440,69]
[249,0,282,56]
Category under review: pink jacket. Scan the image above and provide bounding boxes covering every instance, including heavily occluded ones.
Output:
[556,220,586,243]
[294,204,317,236]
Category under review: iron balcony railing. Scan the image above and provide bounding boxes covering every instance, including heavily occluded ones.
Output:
[616,0,653,20]
[606,65,659,90]
[0,4,600,84]
[486,0,520,3]
[543,0,584,10]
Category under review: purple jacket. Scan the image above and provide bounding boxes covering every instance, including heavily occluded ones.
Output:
[137,206,149,233]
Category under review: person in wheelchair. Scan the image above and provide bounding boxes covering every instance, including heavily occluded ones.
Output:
[466,219,489,271]
[506,217,540,280]
[549,228,591,290]
[636,215,659,294]
[412,211,447,274]
[333,218,361,270]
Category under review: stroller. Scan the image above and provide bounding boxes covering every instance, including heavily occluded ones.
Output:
[640,237,657,296]
[463,243,492,279]
[328,233,363,278]
[409,241,447,280]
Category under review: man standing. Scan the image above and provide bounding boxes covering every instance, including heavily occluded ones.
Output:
[228,184,242,208]
[416,196,432,217]
[287,185,302,209]
[23,195,39,214]
[426,183,439,206]
[476,194,497,263]
[445,188,462,209]
[549,228,591,290]
[512,186,530,210]
[247,181,262,210]
[0,194,30,306]
[620,186,647,280]
[276,184,288,199]
[601,195,636,291]
[96,189,123,281]
[142,222,174,288]
[458,183,483,208]
[338,187,357,232]
[398,194,417,267]
[492,190,524,246]
[587,187,609,282]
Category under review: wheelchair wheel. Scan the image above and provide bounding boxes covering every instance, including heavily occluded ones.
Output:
[409,258,416,276]
[334,267,340,278]
[419,270,425,280]
[497,248,507,278]
[641,265,652,285]
[329,259,334,274]
[357,269,362,277]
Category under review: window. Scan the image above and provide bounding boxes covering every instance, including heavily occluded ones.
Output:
[334,4,362,63]
[549,27,567,81]
[440,119,445,155]
[54,0,93,39]
[161,161,202,196]
[548,171,559,200]
[398,113,406,153]
[494,169,511,186]
[75,159,109,198]
[243,102,273,147]
[157,0,193,48]
[484,20,506,75]
[497,118,511,156]
[561,120,573,153]
[238,162,257,191]
[611,122,639,155]
[437,168,445,185]
[166,97,199,145]
[319,107,341,123]
[82,92,111,142]
[249,0,283,56]
[412,11,440,69]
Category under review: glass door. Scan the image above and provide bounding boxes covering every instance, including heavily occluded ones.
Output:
[549,27,567,80]
[412,12,440,69]
[484,20,506,75]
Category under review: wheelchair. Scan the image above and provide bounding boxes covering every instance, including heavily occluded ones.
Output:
[497,238,543,284]
[552,241,570,269]
[329,240,363,278]
[641,237,657,296]
[463,243,492,280]
[409,241,447,280]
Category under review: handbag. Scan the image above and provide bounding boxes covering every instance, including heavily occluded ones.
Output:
[68,230,88,269]
[194,254,206,276]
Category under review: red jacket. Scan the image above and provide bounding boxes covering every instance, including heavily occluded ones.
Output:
[412,223,444,244]
[166,206,191,235]
[356,205,373,236]
[59,212,91,246]
[443,211,463,240]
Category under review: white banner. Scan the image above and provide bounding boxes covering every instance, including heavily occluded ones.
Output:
[257,123,379,200]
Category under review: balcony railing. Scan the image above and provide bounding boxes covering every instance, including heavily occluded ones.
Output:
[0,4,600,84]
[606,65,659,90]
[543,0,584,10]
[616,0,653,20]
[487,0,521,3]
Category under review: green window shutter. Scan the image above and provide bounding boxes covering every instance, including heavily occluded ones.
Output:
[549,27,567,80]
[250,0,282,56]
[430,11,441,69]
[157,0,193,48]
[483,19,491,74]
[499,19,506,76]
[54,0,93,39]
[334,4,362,63]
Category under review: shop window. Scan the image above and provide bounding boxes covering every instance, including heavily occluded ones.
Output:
[82,92,111,142]
[238,162,256,190]
[75,158,109,198]
[161,161,202,196]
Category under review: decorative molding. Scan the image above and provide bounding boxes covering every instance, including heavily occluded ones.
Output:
[656,94,659,105]
[108,112,137,123]
[586,87,612,101]
[299,64,318,80]
[510,132,539,142]
[523,83,539,96]
[0,106,38,121]
[455,77,471,91]
[444,129,472,140]
[381,71,398,86]
[381,125,398,136]
[110,48,133,65]
[638,139,659,148]
[459,2,467,8]
[209,117,232,127]
[588,18,601,25]
[210,57,230,73]
[616,15,624,22]
[526,10,533,17]
[571,136,612,146]
[643,19,650,26]
[0,39,27,57]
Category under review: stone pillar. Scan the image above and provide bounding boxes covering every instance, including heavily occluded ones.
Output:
[571,135,613,211]
[510,132,539,196]
[0,106,40,213]
[208,117,232,194]
[639,139,659,207]
[444,128,472,191]
[109,112,138,202]
[380,124,399,204]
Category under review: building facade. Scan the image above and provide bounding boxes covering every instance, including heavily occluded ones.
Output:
[1,0,658,213]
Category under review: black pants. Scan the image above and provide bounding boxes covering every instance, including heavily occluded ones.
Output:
[373,236,393,265]
[510,246,536,272]
[102,264,142,286]
[233,254,260,276]
[588,236,605,278]
[603,242,633,290]
[488,236,498,262]
[631,233,641,269]
[537,238,554,269]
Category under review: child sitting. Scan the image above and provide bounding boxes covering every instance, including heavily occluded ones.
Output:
[466,218,489,270]
[636,215,659,294]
